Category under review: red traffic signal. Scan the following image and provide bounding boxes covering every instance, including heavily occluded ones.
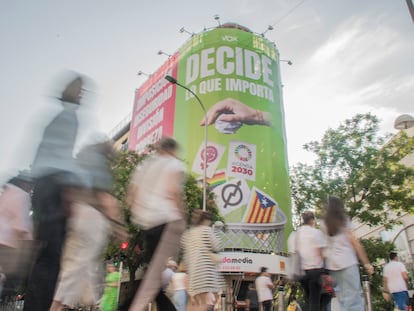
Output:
[120,241,128,250]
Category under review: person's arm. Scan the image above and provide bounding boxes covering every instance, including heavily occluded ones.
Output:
[347,230,374,275]
[267,278,274,289]
[126,169,140,208]
[96,191,127,241]
[402,269,409,282]
[383,274,391,301]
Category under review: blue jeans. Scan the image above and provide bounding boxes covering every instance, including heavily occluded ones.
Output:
[330,265,364,311]
[392,291,409,310]
[173,289,187,311]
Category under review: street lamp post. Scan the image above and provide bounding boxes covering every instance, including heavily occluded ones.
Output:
[165,75,208,211]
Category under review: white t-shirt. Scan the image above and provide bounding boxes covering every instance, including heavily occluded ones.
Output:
[288,225,326,270]
[131,155,186,229]
[383,260,408,293]
[255,275,273,302]
[170,272,187,291]
[324,228,358,271]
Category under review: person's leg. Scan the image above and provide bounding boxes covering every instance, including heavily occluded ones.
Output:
[391,291,409,311]
[320,293,332,311]
[300,274,310,311]
[130,219,185,311]
[331,265,364,311]
[173,289,187,311]
[53,204,110,307]
[24,219,66,311]
[307,269,322,311]
[155,290,177,311]
[24,175,67,311]
[262,300,272,311]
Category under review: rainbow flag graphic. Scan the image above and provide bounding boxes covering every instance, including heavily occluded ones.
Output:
[207,171,226,189]
[244,187,277,223]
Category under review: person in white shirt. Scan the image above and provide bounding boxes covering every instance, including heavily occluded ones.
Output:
[255,267,274,311]
[383,252,409,311]
[323,196,373,311]
[162,259,177,292]
[288,211,326,311]
[128,137,187,311]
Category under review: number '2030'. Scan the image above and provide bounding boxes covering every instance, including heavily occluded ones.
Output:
[231,166,253,176]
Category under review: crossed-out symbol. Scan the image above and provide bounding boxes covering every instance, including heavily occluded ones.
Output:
[221,180,243,208]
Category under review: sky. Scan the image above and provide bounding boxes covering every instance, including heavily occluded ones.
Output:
[0,0,413,182]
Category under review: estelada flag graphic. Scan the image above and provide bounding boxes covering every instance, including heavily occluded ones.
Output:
[244,187,277,223]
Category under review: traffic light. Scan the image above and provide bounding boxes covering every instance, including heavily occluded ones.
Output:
[113,254,120,267]
[121,241,128,250]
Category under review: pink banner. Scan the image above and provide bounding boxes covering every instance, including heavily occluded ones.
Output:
[129,53,178,153]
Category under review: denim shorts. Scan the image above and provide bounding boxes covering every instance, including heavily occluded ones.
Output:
[392,291,409,310]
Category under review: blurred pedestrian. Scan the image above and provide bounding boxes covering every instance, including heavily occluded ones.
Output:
[50,140,123,310]
[206,292,216,311]
[168,262,188,311]
[128,137,187,311]
[323,196,373,311]
[162,259,178,292]
[255,267,274,311]
[24,74,87,311]
[100,262,121,311]
[181,211,224,311]
[245,283,259,311]
[287,211,326,311]
[383,252,409,311]
[0,173,33,297]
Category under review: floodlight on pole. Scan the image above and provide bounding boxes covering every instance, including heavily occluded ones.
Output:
[280,59,293,65]
[158,50,172,58]
[165,75,208,212]
[262,25,274,36]
[137,70,151,77]
[214,14,221,26]
[179,27,194,36]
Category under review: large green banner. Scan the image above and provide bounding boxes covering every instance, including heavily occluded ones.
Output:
[174,28,291,239]
[129,26,292,250]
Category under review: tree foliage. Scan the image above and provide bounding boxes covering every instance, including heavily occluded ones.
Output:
[108,150,223,281]
[290,113,414,227]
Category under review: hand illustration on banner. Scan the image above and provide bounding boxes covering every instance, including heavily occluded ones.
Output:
[199,98,271,134]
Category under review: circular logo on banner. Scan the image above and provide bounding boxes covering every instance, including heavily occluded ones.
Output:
[234,144,252,162]
[201,146,218,163]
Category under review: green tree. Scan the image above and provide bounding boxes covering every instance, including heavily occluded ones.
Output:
[109,150,145,282]
[290,113,414,227]
[108,150,223,282]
